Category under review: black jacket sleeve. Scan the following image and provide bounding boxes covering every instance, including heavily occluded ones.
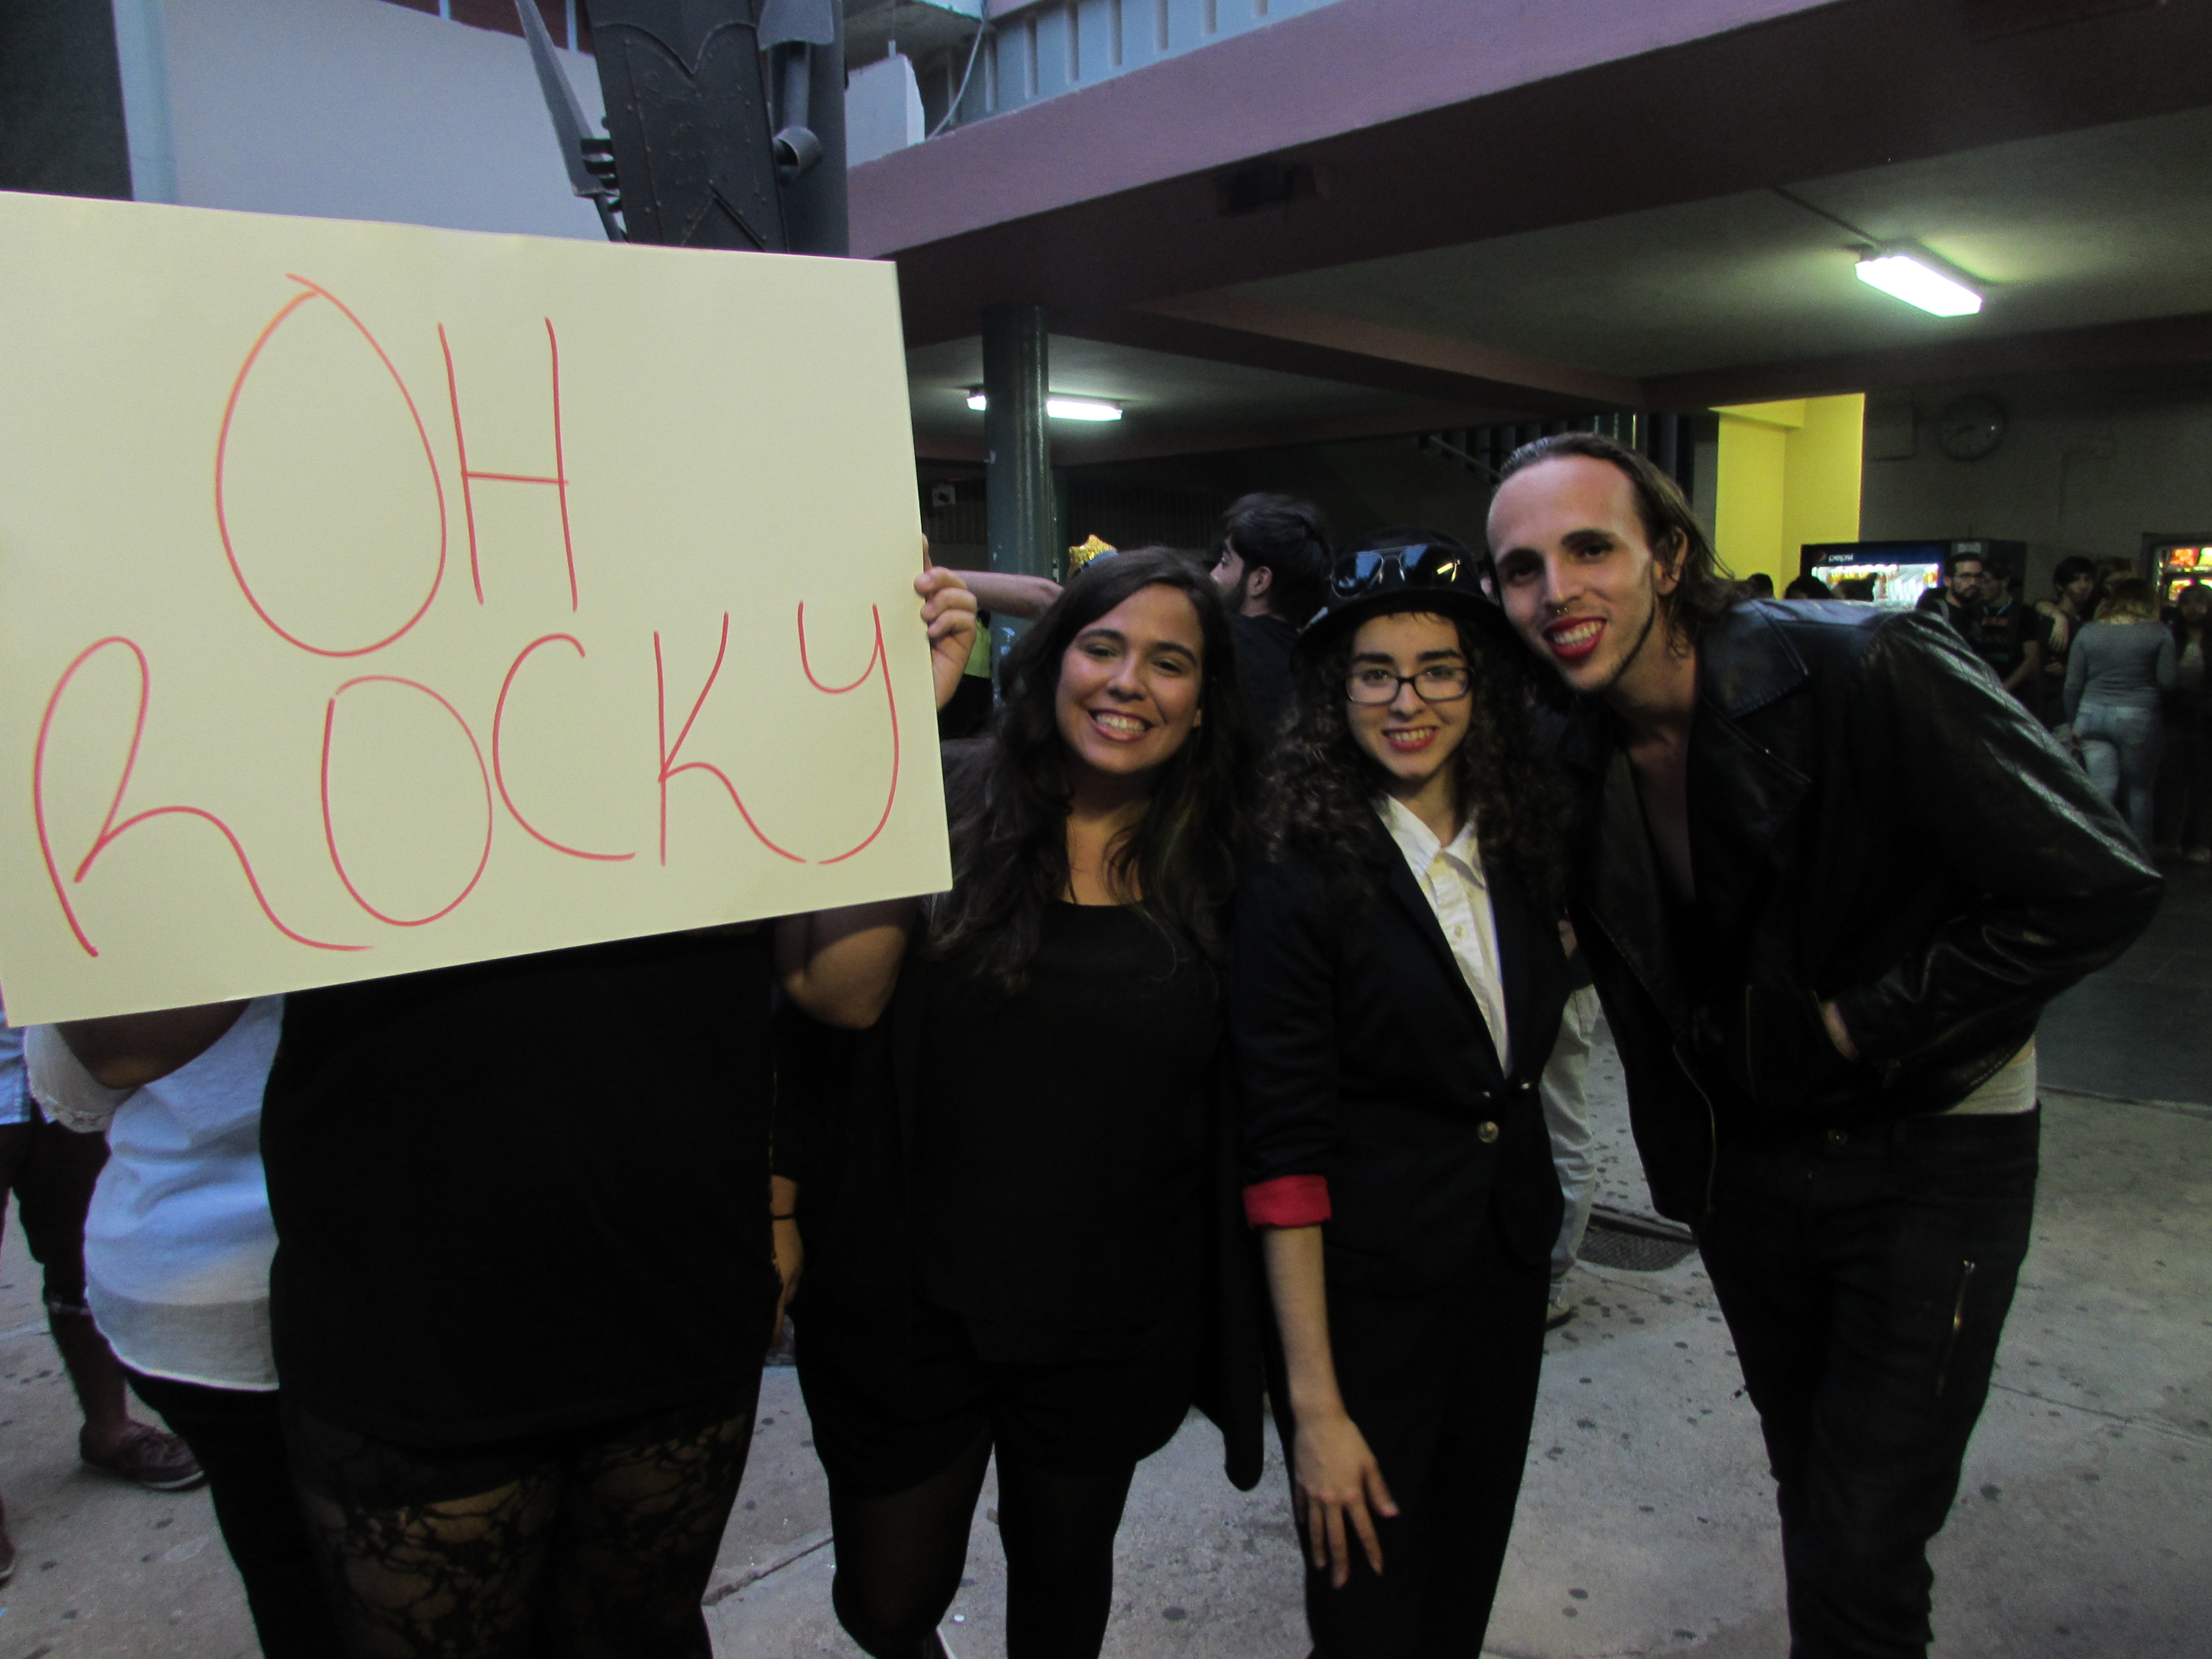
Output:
[1229,855,1344,1209]
[1832,613,2162,1078]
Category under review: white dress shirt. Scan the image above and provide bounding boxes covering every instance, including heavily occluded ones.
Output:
[1376,796,1512,1074]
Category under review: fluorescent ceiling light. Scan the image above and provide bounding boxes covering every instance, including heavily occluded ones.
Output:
[1047,398,1124,422]
[964,391,1124,421]
[1854,249,1983,317]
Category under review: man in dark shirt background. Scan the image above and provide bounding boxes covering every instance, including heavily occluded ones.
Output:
[1973,561,2046,709]
[1208,493,1333,735]
[1915,549,1986,644]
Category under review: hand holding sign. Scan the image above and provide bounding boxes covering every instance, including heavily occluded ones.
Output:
[0,191,948,1024]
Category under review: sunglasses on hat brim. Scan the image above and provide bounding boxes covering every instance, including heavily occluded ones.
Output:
[1330,545,1471,600]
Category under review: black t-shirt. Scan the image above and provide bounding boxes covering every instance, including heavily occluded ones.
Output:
[1915,587,1980,647]
[912,904,1218,1360]
[1227,612,1301,740]
[1975,599,2035,679]
[261,931,779,1446]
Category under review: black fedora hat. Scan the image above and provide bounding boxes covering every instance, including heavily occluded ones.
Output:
[1298,535,1525,666]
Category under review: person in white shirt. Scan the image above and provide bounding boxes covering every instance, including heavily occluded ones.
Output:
[31,999,339,1656]
[0,989,201,1587]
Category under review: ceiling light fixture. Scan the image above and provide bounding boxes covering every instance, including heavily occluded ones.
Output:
[1854,246,1984,317]
[965,390,1124,422]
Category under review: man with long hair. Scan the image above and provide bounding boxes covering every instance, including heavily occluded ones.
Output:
[1483,432,2160,1658]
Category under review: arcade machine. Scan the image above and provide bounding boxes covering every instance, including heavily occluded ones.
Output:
[2146,535,2212,607]
[1800,538,2027,608]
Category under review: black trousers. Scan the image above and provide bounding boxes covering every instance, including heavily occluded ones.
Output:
[1697,1108,2039,1659]
[0,1110,107,1311]
[1269,1215,1551,1659]
[124,1370,342,1658]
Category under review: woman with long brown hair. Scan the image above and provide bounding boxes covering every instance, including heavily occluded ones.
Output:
[778,549,1262,1659]
[1229,531,1573,1657]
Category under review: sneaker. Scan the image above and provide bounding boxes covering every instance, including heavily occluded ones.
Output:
[1545,1302,1578,1332]
[80,1423,206,1493]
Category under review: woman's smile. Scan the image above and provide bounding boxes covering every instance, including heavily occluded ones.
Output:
[1087,707,1153,741]
[1381,724,1439,753]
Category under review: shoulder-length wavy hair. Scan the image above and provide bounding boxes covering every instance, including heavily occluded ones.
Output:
[1260,603,1571,907]
[1491,431,1739,649]
[925,547,1251,992]
[2096,576,2158,623]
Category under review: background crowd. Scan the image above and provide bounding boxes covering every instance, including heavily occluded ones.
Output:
[1898,548,2207,857]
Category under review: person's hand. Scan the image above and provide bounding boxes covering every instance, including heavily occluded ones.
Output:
[916,565,979,712]
[1818,999,1858,1061]
[1291,1408,1397,1588]
[770,1175,804,1343]
[771,1216,804,1337]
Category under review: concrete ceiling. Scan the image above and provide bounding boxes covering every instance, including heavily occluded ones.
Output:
[883,0,2212,460]
[910,103,2212,457]
[1229,105,2212,381]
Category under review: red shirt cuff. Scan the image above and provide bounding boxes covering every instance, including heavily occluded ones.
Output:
[1243,1174,1332,1229]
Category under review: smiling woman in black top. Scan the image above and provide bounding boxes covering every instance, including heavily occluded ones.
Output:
[779,549,1261,1659]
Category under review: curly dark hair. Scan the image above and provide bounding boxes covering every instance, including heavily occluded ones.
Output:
[1260,604,1571,909]
[1491,431,1739,647]
[926,547,1251,992]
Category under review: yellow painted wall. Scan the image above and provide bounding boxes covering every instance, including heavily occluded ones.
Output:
[1713,404,1793,589]
[1712,394,1865,587]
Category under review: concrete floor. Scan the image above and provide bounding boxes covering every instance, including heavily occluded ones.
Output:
[2,866,2206,1656]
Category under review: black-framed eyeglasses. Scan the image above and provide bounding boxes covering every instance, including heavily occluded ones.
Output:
[1331,544,1468,600]
[1344,663,1473,705]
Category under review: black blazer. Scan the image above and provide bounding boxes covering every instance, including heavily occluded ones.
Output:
[1231,816,1571,1298]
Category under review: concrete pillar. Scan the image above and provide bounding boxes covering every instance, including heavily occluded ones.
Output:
[983,301,1051,663]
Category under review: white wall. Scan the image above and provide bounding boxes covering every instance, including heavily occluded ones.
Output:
[1860,378,2212,594]
[847,53,925,166]
[128,0,605,239]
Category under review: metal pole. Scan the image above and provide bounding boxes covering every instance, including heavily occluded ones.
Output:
[587,0,785,252]
[781,0,847,256]
[983,302,1051,666]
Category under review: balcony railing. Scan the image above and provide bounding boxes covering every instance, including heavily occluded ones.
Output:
[895,0,1349,141]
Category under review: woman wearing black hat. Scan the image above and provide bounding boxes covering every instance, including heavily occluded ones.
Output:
[1230,530,1574,1656]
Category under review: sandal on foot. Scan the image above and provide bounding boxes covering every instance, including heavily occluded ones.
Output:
[81,1424,206,1492]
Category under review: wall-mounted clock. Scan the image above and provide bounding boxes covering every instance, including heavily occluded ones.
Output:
[1934,394,2006,462]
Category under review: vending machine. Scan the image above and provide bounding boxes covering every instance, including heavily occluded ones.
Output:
[1799,539,2026,609]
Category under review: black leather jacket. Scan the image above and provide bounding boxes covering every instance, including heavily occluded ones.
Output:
[1554,601,2161,1225]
